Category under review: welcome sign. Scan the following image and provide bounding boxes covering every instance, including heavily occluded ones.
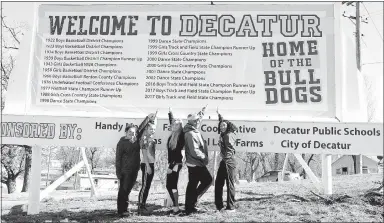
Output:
[30,3,337,118]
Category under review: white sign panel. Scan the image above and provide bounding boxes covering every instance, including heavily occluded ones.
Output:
[31,4,337,118]
[2,115,382,155]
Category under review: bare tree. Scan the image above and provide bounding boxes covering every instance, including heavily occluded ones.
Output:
[100,148,116,168]
[85,147,102,173]
[238,152,261,182]
[1,145,26,193]
[56,147,80,175]
[1,14,26,110]
[274,153,280,170]
[21,145,32,192]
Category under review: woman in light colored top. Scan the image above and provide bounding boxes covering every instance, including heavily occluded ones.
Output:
[138,112,157,215]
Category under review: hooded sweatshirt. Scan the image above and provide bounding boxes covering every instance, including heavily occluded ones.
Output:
[183,123,209,167]
[115,137,141,178]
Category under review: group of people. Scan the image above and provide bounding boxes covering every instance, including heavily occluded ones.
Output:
[115,106,238,217]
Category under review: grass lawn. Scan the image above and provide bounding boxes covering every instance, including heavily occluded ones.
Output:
[1,174,383,222]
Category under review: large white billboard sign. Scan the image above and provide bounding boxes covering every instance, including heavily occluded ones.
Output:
[30,4,337,118]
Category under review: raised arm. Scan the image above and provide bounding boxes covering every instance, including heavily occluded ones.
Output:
[168,107,175,125]
[196,105,207,123]
[217,107,223,134]
[137,112,157,139]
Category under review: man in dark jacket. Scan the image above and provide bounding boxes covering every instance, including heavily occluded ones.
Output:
[183,106,213,215]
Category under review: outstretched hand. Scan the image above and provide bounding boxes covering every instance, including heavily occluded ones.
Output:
[216,106,219,114]
[202,104,208,111]
[169,107,172,112]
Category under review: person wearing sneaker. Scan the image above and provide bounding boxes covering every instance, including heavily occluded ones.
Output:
[214,107,238,212]
[138,114,157,215]
[115,114,154,217]
[165,107,185,215]
[184,105,213,215]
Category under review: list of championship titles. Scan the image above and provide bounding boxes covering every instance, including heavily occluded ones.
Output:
[37,36,257,105]
[143,38,256,101]
[38,37,141,105]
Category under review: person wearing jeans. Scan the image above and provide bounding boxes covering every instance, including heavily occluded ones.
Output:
[183,106,213,215]
[214,108,238,212]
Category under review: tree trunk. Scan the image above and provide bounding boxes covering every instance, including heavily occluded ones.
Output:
[7,178,17,194]
[352,155,357,174]
[21,146,32,192]
[301,154,307,179]
[260,154,268,174]
[274,153,279,170]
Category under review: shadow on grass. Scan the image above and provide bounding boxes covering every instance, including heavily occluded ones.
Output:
[2,203,172,222]
[239,191,275,197]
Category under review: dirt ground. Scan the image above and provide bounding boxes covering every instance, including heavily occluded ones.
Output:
[1,174,383,222]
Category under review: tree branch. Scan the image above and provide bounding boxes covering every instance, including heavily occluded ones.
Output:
[3,46,19,50]
[1,16,21,44]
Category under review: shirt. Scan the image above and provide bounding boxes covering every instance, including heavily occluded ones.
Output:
[140,136,156,164]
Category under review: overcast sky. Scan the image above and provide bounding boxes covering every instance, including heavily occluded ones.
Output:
[2,1,383,122]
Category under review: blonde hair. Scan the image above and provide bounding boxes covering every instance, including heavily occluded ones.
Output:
[169,119,183,150]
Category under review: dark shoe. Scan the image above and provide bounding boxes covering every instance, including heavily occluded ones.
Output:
[118,212,130,217]
[138,206,150,215]
[216,206,224,211]
[184,208,198,215]
[225,207,236,212]
[171,210,182,215]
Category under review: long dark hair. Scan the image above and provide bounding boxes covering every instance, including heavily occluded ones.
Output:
[219,120,238,135]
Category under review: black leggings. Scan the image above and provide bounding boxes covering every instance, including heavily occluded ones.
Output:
[166,164,182,206]
[138,163,154,207]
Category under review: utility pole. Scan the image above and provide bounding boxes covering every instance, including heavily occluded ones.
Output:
[342,1,368,70]
[356,1,361,71]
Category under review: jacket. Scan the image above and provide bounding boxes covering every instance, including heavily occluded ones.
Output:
[183,123,209,167]
[115,116,149,178]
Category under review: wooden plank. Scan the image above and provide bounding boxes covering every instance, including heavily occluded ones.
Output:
[40,160,85,201]
[80,147,98,197]
[280,153,289,182]
[28,145,42,215]
[322,154,333,195]
[293,153,322,192]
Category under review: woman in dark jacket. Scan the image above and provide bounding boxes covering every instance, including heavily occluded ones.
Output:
[115,113,156,217]
[166,107,185,214]
[214,107,238,212]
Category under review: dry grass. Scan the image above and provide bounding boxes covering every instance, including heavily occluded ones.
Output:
[1,174,383,222]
